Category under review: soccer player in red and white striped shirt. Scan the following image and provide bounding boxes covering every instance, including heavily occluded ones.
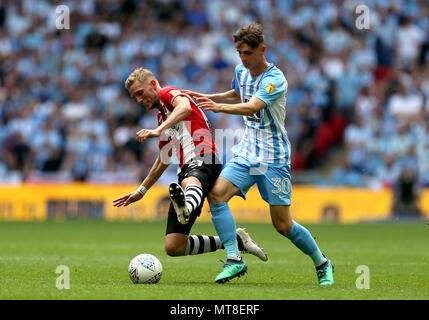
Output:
[113,68,267,283]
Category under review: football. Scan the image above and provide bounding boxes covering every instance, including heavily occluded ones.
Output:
[128,254,163,284]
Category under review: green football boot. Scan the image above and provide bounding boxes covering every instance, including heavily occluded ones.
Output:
[215,259,248,284]
[316,258,334,286]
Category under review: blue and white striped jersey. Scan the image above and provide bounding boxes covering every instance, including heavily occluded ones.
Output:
[230,63,291,165]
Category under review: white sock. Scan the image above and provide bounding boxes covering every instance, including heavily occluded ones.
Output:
[227,254,242,262]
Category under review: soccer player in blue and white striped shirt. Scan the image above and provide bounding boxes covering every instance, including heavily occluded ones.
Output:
[187,23,334,285]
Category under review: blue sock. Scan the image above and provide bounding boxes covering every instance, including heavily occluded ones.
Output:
[286,221,326,267]
[210,203,241,261]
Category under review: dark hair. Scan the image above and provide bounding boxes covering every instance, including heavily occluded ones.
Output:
[233,23,264,48]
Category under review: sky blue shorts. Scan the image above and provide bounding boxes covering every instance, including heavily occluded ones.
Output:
[220,157,292,205]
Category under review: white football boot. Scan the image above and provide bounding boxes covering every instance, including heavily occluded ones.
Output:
[237,228,268,262]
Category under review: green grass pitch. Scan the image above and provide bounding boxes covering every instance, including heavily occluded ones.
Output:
[0,220,428,300]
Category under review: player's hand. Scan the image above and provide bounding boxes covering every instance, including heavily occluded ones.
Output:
[196,97,222,113]
[182,90,206,99]
[136,128,161,144]
[113,191,143,207]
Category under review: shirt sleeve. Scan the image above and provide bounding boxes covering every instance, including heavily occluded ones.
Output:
[254,74,286,108]
[160,87,193,107]
[230,66,240,93]
[158,132,170,150]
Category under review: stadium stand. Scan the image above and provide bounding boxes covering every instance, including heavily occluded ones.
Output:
[0,0,428,189]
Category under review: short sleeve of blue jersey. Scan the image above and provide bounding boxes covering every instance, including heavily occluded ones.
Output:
[230,65,242,93]
[254,73,286,108]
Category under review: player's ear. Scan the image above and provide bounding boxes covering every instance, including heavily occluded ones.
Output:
[150,79,157,87]
[260,45,266,54]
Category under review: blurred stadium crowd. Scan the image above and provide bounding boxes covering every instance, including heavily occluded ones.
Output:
[0,0,428,188]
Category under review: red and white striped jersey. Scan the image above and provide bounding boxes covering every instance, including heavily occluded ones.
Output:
[157,86,217,167]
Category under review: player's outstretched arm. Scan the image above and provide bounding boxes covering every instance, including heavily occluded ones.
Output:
[184,89,241,104]
[198,96,266,116]
[113,154,170,207]
[156,95,192,133]
[112,191,142,208]
[140,152,171,190]
[135,96,192,145]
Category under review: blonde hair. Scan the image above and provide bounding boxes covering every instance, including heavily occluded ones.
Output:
[125,68,156,92]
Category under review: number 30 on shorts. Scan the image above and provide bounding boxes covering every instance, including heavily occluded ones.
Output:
[271,177,291,194]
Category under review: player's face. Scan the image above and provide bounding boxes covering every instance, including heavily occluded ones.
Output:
[236,42,265,70]
[129,80,160,110]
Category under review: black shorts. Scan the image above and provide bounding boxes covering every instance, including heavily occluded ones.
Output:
[165,158,222,235]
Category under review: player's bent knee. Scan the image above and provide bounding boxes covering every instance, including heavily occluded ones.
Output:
[164,242,185,257]
[273,223,286,236]
[207,178,237,204]
[270,205,293,236]
[273,221,292,236]
[164,236,187,257]
[207,187,224,204]
[207,190,219,204]
[181,176,202,189]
